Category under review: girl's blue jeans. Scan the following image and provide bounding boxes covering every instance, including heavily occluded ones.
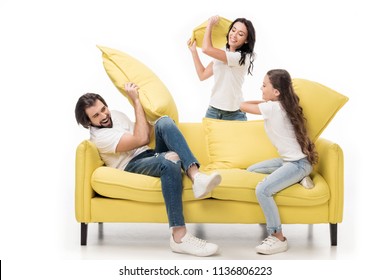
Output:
[248,157,312,235]
[124,116,199,228]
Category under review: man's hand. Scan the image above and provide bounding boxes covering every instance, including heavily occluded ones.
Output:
[124,82,140,104]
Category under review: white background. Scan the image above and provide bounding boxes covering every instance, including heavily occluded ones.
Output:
[1,0,389,278]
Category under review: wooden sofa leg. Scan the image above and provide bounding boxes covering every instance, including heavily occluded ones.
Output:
[81,223,88,246]
[330,223,337,246]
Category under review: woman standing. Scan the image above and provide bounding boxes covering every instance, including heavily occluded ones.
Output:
[188,15,256,120]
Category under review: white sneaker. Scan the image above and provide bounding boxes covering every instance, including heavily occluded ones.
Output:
[255,235,288,255]
[192,172,221,198]
[170,232,219,257]
[300,176,314,189]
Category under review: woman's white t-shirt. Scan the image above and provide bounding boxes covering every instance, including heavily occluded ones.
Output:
[210,50,249,111]
[259,101,306,161]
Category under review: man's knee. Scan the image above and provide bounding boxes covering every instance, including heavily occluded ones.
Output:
[165,151,180,163]
[155,115,173,126]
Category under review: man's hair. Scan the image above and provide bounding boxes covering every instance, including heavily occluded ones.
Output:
[75,93,108,128]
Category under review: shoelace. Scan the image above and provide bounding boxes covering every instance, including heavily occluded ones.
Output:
[185,234,207,248]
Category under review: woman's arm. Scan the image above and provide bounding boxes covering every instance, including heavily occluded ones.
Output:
[201,15,227,63]
[188,39,214,81]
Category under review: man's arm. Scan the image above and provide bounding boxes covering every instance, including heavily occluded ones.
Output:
[115,83,150,153]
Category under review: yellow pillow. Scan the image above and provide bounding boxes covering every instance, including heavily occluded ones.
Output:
[202,118,278,170]
[97,45,179,123]
[190,17,232,48]
[292,78,349,141]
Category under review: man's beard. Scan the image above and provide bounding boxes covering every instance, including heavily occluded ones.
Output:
[91,117,113,128]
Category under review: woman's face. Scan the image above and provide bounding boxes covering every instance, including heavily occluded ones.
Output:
[228,21,248,51]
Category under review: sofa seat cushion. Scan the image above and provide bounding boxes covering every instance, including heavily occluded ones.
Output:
[210,169,330,206]
[91,167,208,203]
[91,167,329,207]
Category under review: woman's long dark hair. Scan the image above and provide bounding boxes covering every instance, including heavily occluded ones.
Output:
[226,18,256,75]
[267,69,318,165]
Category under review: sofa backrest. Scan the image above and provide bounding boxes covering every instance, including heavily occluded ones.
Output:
[178,122,209,166]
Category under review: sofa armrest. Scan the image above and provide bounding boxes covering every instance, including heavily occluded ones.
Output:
[75,140,104,223]
[314,138,344,223]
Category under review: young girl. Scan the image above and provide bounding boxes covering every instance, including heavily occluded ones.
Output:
[188,15,256,121]
[240,69,318,254]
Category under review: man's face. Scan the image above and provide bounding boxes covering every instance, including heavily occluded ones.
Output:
[85,99,112,128]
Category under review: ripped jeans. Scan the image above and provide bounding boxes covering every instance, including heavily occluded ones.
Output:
[124,116,199,228]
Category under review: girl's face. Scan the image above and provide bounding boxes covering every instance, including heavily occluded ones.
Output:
[261,75,280,101]
[228,21,248,51]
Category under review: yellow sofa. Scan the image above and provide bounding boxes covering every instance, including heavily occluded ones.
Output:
[75,118,344,246]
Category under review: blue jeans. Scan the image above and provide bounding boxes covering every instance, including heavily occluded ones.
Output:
[205,106,247,121]
[124,116,199,228]
[247,157,312,235]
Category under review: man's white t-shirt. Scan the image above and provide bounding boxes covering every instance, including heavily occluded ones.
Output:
[210,50,249,111]
[90,110,150,170]
[259,101,306,161]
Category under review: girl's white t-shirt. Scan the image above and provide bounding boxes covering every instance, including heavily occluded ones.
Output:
[209,50,249,111]
[259,101,306,161]
[90,110,150,170]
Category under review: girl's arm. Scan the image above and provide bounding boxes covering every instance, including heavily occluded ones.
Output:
[240,100,264,115]
[202,15,227,63]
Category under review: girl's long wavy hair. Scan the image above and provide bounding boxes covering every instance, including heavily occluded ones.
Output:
[267,69,318,165]
[226,18,256,75]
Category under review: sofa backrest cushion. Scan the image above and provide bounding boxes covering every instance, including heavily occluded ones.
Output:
[97,45,179,123]
[293,78,348,141]
[202,118,278,170]
[190,17,232,48]
[178,122,209,165]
